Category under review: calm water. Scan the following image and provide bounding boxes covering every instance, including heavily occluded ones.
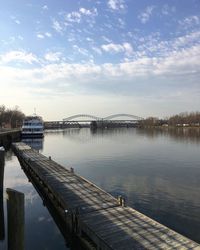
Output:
[1,127,200,249]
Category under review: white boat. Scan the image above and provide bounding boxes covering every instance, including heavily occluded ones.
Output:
[21,115,44,137]
[21,138,43,150]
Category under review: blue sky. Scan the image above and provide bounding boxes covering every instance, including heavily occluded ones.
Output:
[0,0,200,119]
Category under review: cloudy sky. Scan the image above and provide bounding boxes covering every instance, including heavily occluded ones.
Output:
[0,0,200,119]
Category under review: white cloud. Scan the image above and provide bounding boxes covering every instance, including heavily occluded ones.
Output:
[52,20,63,33]
[1,3,200,117]
[37,34,45,39]
[10,16,21,24]
[138,6,155,24]
[0,43,199,120]
[173,31,200,48]
[0,51,38,64]
[153,45,200,76]
[123,43,134,56]
[15,19,21,25]
[44,52,62,62]
[37,32,52,39]
[86,37,93,42]
[103,23,113,29]
[66,11,81,23]
[101,42,133,56]
[0,32,199,113]
[118,18,125,28]
[79,8,97,16]
[42,5,48,10]
[92,47,102,55]
[102,43,124,53]
[131,30,200,62]
[161,4,176,15]
[0,44,199,84]
[178,15,200,29]
[73,45,89,56]
[18,35,24,40]
[65,8,97,24]
[103,44,200,78]
[102,36,112,43]
[108,0,125,11]
[45,32,52,37]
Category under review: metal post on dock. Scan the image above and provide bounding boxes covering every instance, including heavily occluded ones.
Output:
[6,188,25,250]
[0,149,5,241]
[70,167,74,173]
[118,195,125,207]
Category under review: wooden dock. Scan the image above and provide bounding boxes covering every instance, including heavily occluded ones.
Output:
[13,142,200,250]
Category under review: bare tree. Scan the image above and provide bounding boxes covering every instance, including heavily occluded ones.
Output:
[0,105,25,128]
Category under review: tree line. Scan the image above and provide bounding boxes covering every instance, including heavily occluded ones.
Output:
[168,112,200,126]
[140,112,200,127]
[0,105,25,128]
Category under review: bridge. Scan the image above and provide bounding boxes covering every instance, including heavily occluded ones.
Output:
[44,114,143,129]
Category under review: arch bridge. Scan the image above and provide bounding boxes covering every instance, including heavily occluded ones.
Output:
[63,114,143,121]
[44,114,143,129]
[63,114,101,121]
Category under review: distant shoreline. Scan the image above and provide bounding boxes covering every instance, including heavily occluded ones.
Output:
[138,125,200,129]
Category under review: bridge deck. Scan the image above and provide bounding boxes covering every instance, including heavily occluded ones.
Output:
[13,142,200,250]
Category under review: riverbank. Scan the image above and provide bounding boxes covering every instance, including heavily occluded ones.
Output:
[139,125,200,129]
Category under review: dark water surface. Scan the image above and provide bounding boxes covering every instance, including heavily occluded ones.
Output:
[1,127,200,249]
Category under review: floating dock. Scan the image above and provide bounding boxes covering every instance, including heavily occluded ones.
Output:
[13,142,200,250]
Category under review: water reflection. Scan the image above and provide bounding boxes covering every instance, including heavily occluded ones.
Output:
[58,127,200,145]
[1,149,68,250]
[136,127,200,144]
[21,138,44,150]
[0,151,5,241]
[6,188,25,250]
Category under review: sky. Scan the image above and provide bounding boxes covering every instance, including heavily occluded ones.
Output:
[0,0,200,120]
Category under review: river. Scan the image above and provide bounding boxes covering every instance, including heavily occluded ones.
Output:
[0,127,200,249]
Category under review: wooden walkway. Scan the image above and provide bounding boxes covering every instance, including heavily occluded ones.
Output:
[13,142,200,250]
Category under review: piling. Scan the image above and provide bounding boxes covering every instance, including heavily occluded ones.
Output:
[0,149,5,241]
[6,188,25,250]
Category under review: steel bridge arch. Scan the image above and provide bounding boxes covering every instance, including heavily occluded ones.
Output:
[63,114,101,121]
[103,114,143,120]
